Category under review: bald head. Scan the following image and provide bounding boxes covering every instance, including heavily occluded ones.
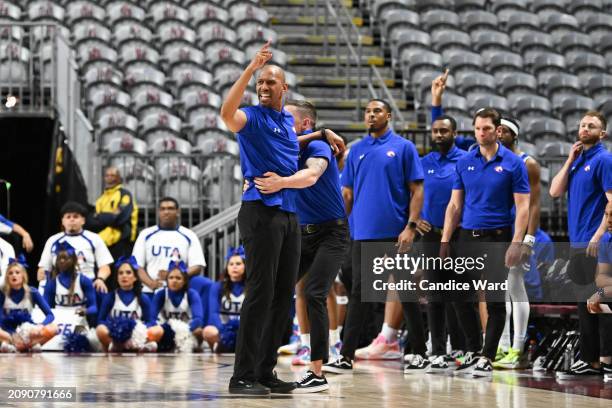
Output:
[104,166,121,188]
[256,64,288,111]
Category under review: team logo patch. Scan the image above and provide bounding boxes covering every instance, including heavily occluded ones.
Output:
[584,165,591,172]
[428,169,435,174]
[386,150,396,158]
[359,154,365,160]
[468,166,475,171]
[494,166,504,173]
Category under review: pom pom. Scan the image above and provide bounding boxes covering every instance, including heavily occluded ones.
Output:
[63,331,92,353]
[130,321,147,350]
[107,317,136,343]
[168,319,194,353]
[219,319,240,352]
[15,322,38,346]
[1,311,33,333]
[158,323,175,352]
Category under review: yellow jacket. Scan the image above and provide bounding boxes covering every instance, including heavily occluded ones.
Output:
[94,184,138,246]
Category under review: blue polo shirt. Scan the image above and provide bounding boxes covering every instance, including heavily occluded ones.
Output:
[237,105,299,213]
[342,129,424,240]
[431,105,476,151]
[598,232,612,264]
[567,143,612,247]
[421,145,466,228]
[295,135,346,225]
[453,142,530,229]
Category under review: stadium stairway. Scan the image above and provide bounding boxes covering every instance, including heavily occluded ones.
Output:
[262,0,416,142]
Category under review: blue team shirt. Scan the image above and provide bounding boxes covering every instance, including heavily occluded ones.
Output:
[421,145,466,228]
[237,105,299,213]
[342,129,424,240]
[296,135,346,225]
[567,143,612,246]
[0,214,13,231]
[599,232,612,264]
[453,142,530,229]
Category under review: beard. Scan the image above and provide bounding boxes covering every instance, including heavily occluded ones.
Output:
[434,138,454,151]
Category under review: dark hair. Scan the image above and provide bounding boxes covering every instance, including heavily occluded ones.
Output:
[368,98,392,113]
[52,250,80,305]
[114,261,144,306]
[167,267,189,293]
[472,107,501,127]
[433,114,457,132]
[286,99,317,127]
[159,196,179,210]
[583,110,607,130]
[222,255,246,301]
[60,201,88,218]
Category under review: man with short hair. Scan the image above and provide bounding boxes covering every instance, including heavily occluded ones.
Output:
[38,201,113,294]
[550,111,612,379]
[89,166,138,259]
[323,98,427,375]
[441,108,530,377]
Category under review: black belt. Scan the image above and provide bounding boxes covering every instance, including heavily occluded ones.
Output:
[463,227,511,238]
[301,218,347,234]
[430,226,443,235]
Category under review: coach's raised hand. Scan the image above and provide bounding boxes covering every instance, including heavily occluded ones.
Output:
[431,68,449,106]
[220,40,273,133]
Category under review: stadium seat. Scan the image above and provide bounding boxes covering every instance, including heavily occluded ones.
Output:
[106,1,146,24]
[0,60,27,85]
[28,1,65,22]
[538,72,582,98]
[98,111,139,134]
[583,14,612,43]
[131,87,174,117]
[431,29,471,52]
[525,51,566,75]
[66,1,106,25]
[237,25,278,49]
[584,73,612,99]
[482,50,524,74]
[511,30,555,54]
[72,20,112,46]
[471,30,511,52]
[456,72,497,95]
[400,49,442,80]
[142,114,183,146]
[509,94,552,118]
[555,32,594,54]
[150,2,189,26]
[371,0,417,19]
[229,3,269,26]
[391,28,431,60]
[115,160,156,205]
[565,51,607,74]
[442,49,484,76]
[157,21,197,45]
[541,13,580,36]
[567,0,604,14]
[88,88,131,120]
[380,9,420,41]
[159,161,202,207]
[552,95,596,121]
[419,9,459,32]
[531,0,568,14]
[467,93,508,114]
[112,20,154,46]
[189,2,230,26]
[519,141,538,158]
[150,134,192,155]
[193,134,239,156]
[77,39,118,68]
[124,65,166,90]
[454,0,486,13]
[460,11,498,32]
[414,0,452,12]
[180,88,222,115]
[83,65,123,88]
[505,11,541,35]
[162,42,206,69]
[522,117,566,141]
[205,42,246,73]
[496,72,539,96]
[101,132,147,155]
[491,0,529,14]
[0,1,21,20]
[119,40,160,69]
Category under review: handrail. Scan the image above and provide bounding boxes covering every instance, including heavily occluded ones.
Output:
[191,202,241,237]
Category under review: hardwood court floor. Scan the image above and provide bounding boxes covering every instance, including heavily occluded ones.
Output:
[0,353,610,407]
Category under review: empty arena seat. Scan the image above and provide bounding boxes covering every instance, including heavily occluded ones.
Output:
[66,1,106,25]
[539,141,574,157]
[0,26,25,43]
[509,94,552,118]
[482,50,524,73]
[400,49,442,79]
[567,0,603,14]
[180,88,222,114]
[539,72,582,98]
[193,134,239,156]
[414,0,452,12]
[443,49,484,75]
[101,131,147,155]
[471,30,511,52]
[106,1,146,23]
[198,22,237,47]
[112,20,154,46]
[114,159,156,205]
[555,32,594,54]
[245,45,287,68]
[150,2,189,25]
[531,0,568,14]
[584,73,612,99]
[0,60,27,85]
[162,42,206,68]
[380,9,420,40]
[150,134,192,156]
[460,10,498,32]
[456,71,497,95]
[523,117,567,141]
[83,65,123,87]
[159,160,202,207]
[157,20,197,45]
[526,51,566,75]
[230,3,269,25]
[237,25,278,48]
[419,9,459,32]
[124,65,166,90]
[496,72,538,95]
[72,20,112,45]
[553,94,596,120]
[505,11,541,34]
[454,0,486,13]
[431,29,471,52]
[28,1,65,22]
[131,86,174,116]
[391,28,431,59]
[541,12,580,36]
[77,39,118,67]
[0,1,22,20]
[511,30,555,54]
[205,42,246,72]
[583,14,612,42]
[372,0,417,19]
[98,111,139,134]
[565,51,607,74]
[88,88,131,119]
[119,40,160,68]
[190,2,229,26]
[171,65,213,88]
[467,93,508,113]
[492,0,529,14]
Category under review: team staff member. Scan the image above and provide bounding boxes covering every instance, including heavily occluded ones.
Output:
[89,166,138,259]
[254,100,348,393]
[323,99,426,374]
[550,111,612,378]
[220,41,299,395]
[38,202,113,294]
[441,108,530,377]
[416,73,467,372]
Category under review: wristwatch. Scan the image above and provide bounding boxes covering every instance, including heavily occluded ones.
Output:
[408,221,417,230]
[597,287,606,299]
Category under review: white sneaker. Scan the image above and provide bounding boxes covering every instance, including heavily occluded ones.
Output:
[427,355,449,373]
[404,354,430,373]
[404,353,415,363]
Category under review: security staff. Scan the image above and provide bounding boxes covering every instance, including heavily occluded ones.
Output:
[220,41,300,395]
[323,99,427,375]
[441,108,530,377]
[550,111,612,378]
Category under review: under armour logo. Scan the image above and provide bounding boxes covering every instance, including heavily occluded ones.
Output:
[468,166,475,171]
[273,127,281,133]
[494,166,503,173]
[428,169,435,174]
[584,165,591,172]
[359,154,365,160]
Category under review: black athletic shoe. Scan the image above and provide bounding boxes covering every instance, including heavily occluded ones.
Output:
[294,370,329,393]
[322,356,353,374]
[556,360,602,380]
[403,354,430,373]
[259,371,296,394]
[453,351,480,376]
[228,378,270,395]
[471,357,494,377]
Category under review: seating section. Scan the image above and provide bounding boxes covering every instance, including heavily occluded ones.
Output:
[2,0,298,213]
[375,0,612,150]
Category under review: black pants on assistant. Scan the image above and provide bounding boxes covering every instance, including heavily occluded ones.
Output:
[299,221,349,362]
[341,238,427,360]
[232,201,301,382]
[421,228,467,356]
[568,251,612,362]
[453,228,512,360]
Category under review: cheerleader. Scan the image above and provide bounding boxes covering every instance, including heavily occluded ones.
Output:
[152,260,204,352]
[203,246,245,352]
[43,242,97,326]
[0,255,56,352]
[96,256,158,352]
